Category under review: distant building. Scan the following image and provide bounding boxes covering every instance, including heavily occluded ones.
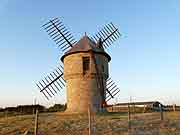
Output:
[107,101,163,112]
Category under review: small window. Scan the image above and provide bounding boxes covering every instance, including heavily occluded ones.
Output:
[102,65,104,72]
[83,57,90,73]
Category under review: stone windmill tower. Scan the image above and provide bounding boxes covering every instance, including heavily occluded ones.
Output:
[61,36,111,112]
[36,18,121,113]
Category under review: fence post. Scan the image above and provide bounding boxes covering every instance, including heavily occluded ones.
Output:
[128,104,131,133]
[159,104,163,121]
[173,104,176,112]
[5,110,8,121]
[34,109,39,135]
[143,104,146,113]
[133,103,135,113]
[88,106,91,135]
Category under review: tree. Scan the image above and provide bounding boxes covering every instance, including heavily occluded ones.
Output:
[48,104,66,112]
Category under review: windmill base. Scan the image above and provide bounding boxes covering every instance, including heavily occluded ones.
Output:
[64,106,107,114]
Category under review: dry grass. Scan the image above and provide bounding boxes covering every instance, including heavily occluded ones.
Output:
[0,111,180,135]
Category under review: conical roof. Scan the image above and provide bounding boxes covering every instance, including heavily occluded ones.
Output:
[61,36,111,62]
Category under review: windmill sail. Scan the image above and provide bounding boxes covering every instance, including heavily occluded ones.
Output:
[36,65,65,100]
[92,22,121,48]
[106,77,120,102]
[42,18,77,52]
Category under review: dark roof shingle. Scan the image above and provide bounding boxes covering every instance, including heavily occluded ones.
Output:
[61,36,111,61]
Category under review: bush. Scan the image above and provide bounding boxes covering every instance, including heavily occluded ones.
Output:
[47,104,67,112]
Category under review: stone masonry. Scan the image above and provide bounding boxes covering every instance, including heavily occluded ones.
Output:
[61,36,111,113]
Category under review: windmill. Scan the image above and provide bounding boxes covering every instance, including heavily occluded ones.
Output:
[36,18,121,113]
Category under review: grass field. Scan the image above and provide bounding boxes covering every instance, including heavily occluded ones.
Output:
[0,111,180,135]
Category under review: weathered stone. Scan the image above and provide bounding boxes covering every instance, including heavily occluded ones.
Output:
[61,36,110,113]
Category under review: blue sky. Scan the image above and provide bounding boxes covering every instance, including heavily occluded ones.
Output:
[0,0,180,107]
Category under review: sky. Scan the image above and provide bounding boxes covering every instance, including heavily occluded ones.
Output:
[0,0,180,107]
